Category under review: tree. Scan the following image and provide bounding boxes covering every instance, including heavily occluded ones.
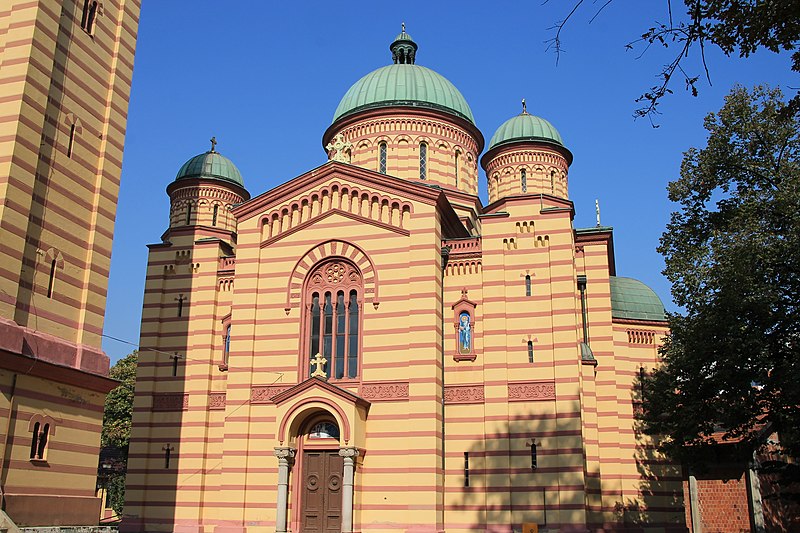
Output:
[642,85,800,468]
[548,1,800,119]
[101,350,138,515]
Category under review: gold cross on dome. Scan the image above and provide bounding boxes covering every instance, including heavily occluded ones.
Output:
[311,352,328,379]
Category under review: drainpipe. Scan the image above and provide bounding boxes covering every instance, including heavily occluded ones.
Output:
[577,275,595,361]
[440,245,450,528]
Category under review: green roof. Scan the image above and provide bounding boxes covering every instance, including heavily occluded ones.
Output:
[175,151,244,187]
[488,113,564,150]
[332,64,475,125]
[609,276,667,322]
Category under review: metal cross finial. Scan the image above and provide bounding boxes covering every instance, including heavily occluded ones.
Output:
[311,352,328,379]
[522,98,527,114]
[595,199,601,226]
[210,136,217,153]
[402,22,405,33]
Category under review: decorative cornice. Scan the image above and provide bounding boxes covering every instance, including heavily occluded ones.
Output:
[323,106,485,154]
[360,381,409,401]
[251,385,293,404]
[507,381,556,401]
[444,385,484,404]
[208,392,226,410]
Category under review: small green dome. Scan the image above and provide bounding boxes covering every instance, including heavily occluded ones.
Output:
[488,112,564,150]
[609,276,667,322]
[175,150,244,187]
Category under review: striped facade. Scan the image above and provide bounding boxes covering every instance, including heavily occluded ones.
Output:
[125,34,682,533]
[0,0,139,526]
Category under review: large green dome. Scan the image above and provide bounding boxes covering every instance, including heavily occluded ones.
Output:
[332,28,475,125]
[488,112,564,150]
[609,276,667,321]
[332,64,475,125]
[175,150,244,187]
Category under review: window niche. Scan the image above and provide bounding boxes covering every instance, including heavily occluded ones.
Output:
[29,415,55,462]
[451,288,478,362]
[303,259,363,380]
[219,314,232,371]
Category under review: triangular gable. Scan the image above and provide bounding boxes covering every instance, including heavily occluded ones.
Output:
[231,161,468,238]
[271,376,371,410]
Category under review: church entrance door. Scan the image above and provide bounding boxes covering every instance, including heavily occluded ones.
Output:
[301,450,343,532]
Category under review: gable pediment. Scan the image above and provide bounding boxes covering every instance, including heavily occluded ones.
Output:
[271,376,370,410]
[233,161,440,221]
[259,180,412,247]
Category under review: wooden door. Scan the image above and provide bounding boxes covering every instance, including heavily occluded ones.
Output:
[301,450,343,532]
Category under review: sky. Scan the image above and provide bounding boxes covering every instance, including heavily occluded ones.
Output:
[101,1,796,362]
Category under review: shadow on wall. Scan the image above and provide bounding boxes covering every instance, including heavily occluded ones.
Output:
[451,396,687,532]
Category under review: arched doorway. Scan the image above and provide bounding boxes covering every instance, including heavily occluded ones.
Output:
[295,415,343,533]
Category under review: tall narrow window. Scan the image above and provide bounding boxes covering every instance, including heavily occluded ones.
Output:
[30,422,49,460]
[66,124,76,158]
[464,452,470,487]
[223,325,231,366]
[186,204,192,225]
[47,258,57,298]
[525,275,531,297]
[550,170,555,193]
[212,204,219,226]
[379,142,387,174]
[30,422,40,459]
[527,340,534,363]
[454,151,460,186]
[81,1,98,34]
[305,260,362,380]
[521,168,527,192]
[419,142,427,180]
[530,440,538,470]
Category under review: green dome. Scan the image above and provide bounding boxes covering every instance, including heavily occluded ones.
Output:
[609,276,667,322]
[488,112,564,150]
[332,64,475,124]
[333,28,475,125]
[175,150,244,187]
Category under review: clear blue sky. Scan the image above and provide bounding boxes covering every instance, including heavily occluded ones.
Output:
[101,1,795,362]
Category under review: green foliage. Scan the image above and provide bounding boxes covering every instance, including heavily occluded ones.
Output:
[102,351,137,449]
[101,351,137,515]
[551,1,800,118]
[644,86,800,465]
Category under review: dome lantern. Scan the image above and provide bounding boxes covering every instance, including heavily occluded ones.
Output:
[390,23,417,65]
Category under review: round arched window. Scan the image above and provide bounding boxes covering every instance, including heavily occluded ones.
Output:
[308,421,340,440]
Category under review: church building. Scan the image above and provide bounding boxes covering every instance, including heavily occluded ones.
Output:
[125,29,679,533]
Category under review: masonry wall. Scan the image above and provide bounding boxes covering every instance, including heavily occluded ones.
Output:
[0,0,139,526]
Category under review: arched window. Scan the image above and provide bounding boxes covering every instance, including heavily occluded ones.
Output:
[454,151,460,185]
[309,421,340,440]
[47,258,57,298]
[81,1,98,34]
[30,422,50,460]
[379,142,387,174]
[527,340,534,363]
[223,324,231,366]
[525,274,531,297]
[304,259,362,379]
[521,168,527,193]
[212,204,219,226]
[185,203,192,225]
[67,123,76,158]
[419,142,427,180]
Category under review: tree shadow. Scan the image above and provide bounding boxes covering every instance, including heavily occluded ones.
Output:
[450,391,688,532]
